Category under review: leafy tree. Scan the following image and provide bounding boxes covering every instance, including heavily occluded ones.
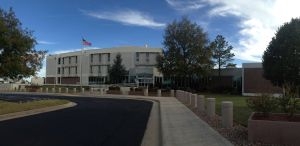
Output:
[226,63,236,68]
[262,18,300,94]
[210,35,235,77]
[108,53,128,84]
[157,17,213,87]
[0,7,46,79]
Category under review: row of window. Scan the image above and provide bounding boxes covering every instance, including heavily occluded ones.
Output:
[57,52,157,65]
[57,67,77,75]
[136,52,150,62]
[58,56,78,65]
[90,53,111,63]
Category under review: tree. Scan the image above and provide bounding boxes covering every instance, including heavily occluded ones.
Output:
[262,18,300,94]
[156,17,213,87]
[0,7,46,79]
[108,53,128,84]
[210,35,235,77]
[226,63,236,68]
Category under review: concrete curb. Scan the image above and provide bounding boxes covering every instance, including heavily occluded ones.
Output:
[0,102,77,122]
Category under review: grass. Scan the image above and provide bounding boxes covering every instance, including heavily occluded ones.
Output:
[0,99,69,115]
[203,93,253,126]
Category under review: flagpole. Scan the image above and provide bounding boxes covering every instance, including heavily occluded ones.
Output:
[80,42,83,89]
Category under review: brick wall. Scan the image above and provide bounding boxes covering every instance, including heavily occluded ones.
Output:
[244,68,282,94]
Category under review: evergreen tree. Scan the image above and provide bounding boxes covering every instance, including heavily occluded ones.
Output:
[157,17,213,87]
[108,53,128,84]
[0,7,46,79]
[262,18,300,92]
[210,35,235,77]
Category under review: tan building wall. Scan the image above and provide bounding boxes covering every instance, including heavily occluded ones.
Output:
[46,46,162,86]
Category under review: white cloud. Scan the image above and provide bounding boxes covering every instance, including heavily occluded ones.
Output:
[166,0,205,11]
[204,0,300,62]
[37,40,57,45]
[82,9,165,28]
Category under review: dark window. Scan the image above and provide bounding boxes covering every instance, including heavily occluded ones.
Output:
[91,54,93,63]
[146,52,149,62]
[75,67,77,74]
[90,66,93,73]
[62,58,65,64]
[57,68,60,74]
[58,58,61,64]
[62,68,65,74]
[69,57,71,64]
[98,66,101,73]
[107,53,110,62]
[75,56,78,63]
[136,52,139,62]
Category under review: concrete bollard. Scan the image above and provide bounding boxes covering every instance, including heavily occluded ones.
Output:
[144,88,148,96]
[206,98,216,118]
[157,89,161,97]
[66,88,68,93]
[81,88,85,93]
[99,88,103,95]
[52,88,55,93]
[58,88,61,93]
[222,101,233,128]
[188,93,192,105]
[170,90,174,97]
[46,88,48,93]
[197,95,205,112]
[191,94,197,108]
[73,88,76,93]
[40,87,43,92]
[185,91,189,104]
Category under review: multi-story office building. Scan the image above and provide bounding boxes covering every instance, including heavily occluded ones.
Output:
[46,46,162,86]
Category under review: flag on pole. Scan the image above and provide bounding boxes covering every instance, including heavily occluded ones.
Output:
[82,38,92,46]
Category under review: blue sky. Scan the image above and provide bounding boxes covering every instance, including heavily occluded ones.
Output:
[1,0,300,77]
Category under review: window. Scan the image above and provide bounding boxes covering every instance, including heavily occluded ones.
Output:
[75,67,77,74]
[98,65,101,73]
[62,58,65,64]
[146,52,149,62]
[91,54,94,63]
[107,53,110,62]
[90,66,93,73]
[68,67,70,75]
[57,67,60,74]
[75,56,78,64]
[58,58,61,64]
[69,57,71,64]
[99,54,101,62]
[62,68,65,74]
[136,52,139,62]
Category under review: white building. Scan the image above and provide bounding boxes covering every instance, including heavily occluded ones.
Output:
[46,46,163,86]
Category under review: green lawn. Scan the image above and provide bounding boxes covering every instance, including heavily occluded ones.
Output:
[203,94,253,126]
[0,99,69,115]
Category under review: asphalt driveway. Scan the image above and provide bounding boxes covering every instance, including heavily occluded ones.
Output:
[0,94,153,146]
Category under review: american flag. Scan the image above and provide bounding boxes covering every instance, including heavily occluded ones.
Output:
[82,38,92,46]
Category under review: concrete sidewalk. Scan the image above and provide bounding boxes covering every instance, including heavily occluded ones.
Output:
[159,97,232,146]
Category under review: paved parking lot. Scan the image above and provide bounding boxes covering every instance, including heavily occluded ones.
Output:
[0,94,153,146]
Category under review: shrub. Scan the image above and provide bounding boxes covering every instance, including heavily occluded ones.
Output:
[246,94,277,117]
[277,94,300,117]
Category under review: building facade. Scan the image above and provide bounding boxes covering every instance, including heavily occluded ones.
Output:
[46,46,162,86]
[242,63,282,96]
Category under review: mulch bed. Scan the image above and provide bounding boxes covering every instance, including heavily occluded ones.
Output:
[185,104,287,146]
